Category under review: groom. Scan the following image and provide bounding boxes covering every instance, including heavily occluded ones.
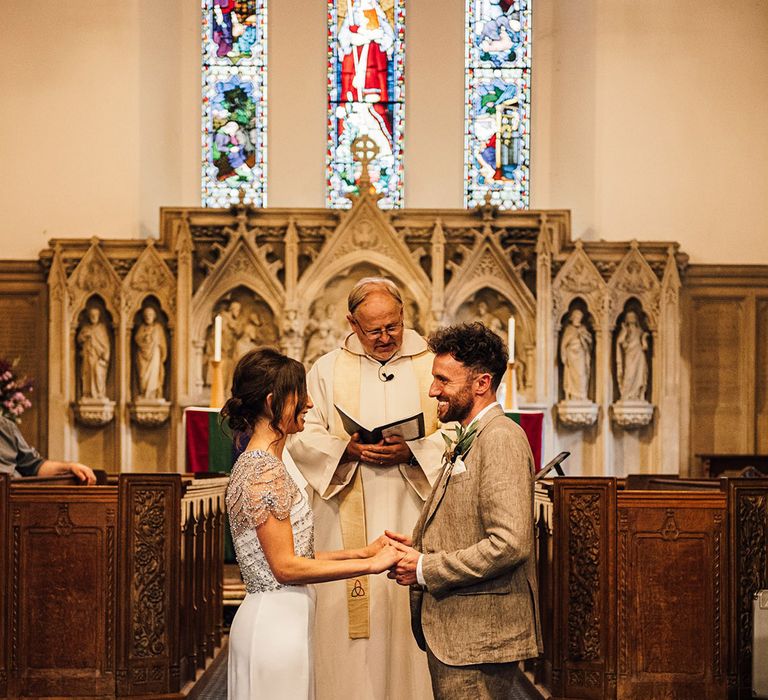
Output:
[388,322,542,699]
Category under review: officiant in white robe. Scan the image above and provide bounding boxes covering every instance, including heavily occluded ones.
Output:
[288,278,444,700]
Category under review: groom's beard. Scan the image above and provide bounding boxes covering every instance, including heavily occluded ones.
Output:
[436,381,474,424]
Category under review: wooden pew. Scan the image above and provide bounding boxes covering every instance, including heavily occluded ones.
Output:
[698,454,768,478]
[0,471,228,699]
[530,476,768,700]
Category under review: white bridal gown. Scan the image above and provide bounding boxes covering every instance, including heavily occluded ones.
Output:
[226,450,316,700]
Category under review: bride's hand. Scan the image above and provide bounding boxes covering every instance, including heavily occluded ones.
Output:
[368,544,404,574]
[362,533,391,557]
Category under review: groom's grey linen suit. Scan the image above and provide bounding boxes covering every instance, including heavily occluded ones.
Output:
[409,404,542,695]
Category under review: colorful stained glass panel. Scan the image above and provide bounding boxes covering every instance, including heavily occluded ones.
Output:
[202,1,267,208]
[465,0,531,209]
[327,0,405,209]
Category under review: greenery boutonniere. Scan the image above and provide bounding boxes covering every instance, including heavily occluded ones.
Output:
[441,423,478,466]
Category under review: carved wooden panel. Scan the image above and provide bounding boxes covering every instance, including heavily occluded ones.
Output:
[0,476,7,698]
[553,478,617,700]
[0,263,48,451]
[116,474,182,697]
[689,295,752,456]
[617,492,727,700]
[7,486,117,698]
[685,267,768,470]
[757,299,768,453]
[728,479,768,699]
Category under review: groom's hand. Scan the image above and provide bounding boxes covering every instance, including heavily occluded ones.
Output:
[384,529,412,547]
[390,541,420,586]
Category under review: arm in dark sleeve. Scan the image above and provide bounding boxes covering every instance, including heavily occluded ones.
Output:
[11,421,44,477]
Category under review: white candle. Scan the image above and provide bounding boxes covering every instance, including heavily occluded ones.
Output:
[213,315,222,362]
[508,315,515,363]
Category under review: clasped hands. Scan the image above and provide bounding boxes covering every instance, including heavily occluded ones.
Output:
[343,433,411,467]
[365,531,421,586]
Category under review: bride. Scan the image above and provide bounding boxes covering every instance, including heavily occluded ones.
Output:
[222,347,402,699]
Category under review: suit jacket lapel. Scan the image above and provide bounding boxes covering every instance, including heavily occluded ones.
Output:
[421,461,452,531]
[420,404,505,532]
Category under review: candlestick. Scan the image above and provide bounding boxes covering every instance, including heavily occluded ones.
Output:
[209,360,225,409]
[508,315,515,363]
[505,362,519,411]
[213,315,222,362]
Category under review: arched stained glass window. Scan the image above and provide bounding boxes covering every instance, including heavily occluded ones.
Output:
[327,0,405,209]
[465,0,531,209]
[202,1,268,207]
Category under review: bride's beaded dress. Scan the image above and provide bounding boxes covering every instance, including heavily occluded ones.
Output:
[226,450,316,700]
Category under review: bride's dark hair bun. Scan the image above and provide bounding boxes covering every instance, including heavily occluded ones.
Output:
[221,396,248,432]
[220,347,308,438]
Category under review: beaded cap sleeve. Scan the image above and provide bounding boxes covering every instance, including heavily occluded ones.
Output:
[226,450,314,593]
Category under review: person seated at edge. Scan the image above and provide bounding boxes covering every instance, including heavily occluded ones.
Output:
[0,415,96,484]
[221,347,403,700]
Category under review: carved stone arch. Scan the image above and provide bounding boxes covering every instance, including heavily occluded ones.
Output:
[444,237,536,339]
[122,242,177,325]
[66,241,122,326]
[191,237,285,343]
[297,195,431,321]
[297,251,431,321]
[608,245,661,330]
[552,244,607,330]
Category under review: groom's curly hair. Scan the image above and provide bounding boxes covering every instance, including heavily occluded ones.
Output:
[428,322,508,390]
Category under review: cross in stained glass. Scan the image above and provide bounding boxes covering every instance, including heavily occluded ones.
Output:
[327,0,405,209]
[351,135,380,178]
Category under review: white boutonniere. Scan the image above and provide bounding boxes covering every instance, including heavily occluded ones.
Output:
[451,456,467,475]
[441,423,477,473]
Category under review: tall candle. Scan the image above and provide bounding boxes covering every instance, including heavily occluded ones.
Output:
[213,315,222,362]
[508,315,515,363]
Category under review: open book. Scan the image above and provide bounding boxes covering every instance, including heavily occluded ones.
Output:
[334,404,426,444]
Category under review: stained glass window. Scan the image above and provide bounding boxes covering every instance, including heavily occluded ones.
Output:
[202,1,268,208]
[465,0,531,209]
[327,0,405,209]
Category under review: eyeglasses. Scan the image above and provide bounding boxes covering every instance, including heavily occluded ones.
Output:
[354,319,404,340]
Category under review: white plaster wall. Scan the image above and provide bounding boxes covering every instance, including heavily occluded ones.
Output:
[1,0,766,263]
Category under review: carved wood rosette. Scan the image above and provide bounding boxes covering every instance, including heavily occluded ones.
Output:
[117,475,182,697]
[728,479,768,699]
[553,479,617,700]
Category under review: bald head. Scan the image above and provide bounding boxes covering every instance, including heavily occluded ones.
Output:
[347,277,403,315]
[346,278,405,361]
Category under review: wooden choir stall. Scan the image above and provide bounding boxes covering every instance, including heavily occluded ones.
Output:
[528,474,768,700]
[0,472,228,699]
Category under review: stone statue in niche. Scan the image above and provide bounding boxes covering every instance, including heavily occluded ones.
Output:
[560,309,592,401]
[279,308,304,360]
[611,307,654,428]
[202,291,279,390]
[221,299,244,389]
[616,310,649,401]
[130,304,171,427]
[472,299,529,390]
[134,307,167,400]
[234,311,263,361]
[304,303,344,367]
[475,300,505,337]
[78,306,110,400]
[556,307,598,427]
[74,303,115,427]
